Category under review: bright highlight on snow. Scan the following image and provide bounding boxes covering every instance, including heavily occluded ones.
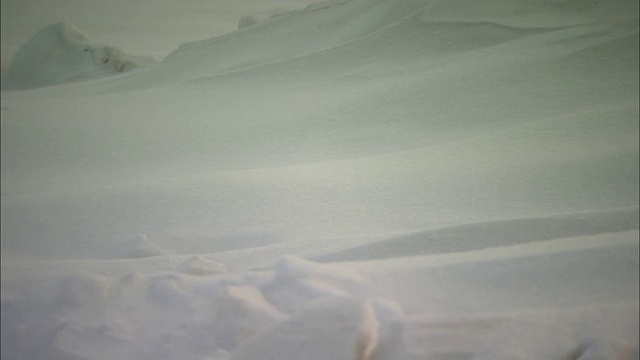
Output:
[1,0,638,359]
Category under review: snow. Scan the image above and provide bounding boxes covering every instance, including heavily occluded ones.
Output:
[0,0,317,62]
[1,22,156,90]
[1,0,638,359]
[178,255,229,275]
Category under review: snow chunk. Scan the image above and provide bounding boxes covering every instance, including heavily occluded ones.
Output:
[178,255,229,276]
[1,22,155,90]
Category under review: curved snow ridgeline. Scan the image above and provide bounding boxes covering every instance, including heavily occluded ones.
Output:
[0,22,156,91]
[112,0,639,89]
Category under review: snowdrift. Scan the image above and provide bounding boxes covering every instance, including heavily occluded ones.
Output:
[0,256,404,360]
[0,22,156,91]
[1,0,638,359]
[2,242,637,360]
[112,0,639,89]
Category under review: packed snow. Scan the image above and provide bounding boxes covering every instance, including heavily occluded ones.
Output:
[1,0,638,359]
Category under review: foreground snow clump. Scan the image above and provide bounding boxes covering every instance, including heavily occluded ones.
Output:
[0,256,405,360]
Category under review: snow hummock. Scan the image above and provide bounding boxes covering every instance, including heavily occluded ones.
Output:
[1,22,156,91]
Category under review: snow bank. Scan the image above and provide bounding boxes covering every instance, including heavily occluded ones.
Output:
[1,22,156,91]
[0,256,404,360]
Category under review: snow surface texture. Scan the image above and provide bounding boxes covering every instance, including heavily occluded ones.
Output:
[1,256,404,360]
[1,0,639,359]
[0,22,155,90]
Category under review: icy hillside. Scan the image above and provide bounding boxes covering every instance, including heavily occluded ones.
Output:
[1,0,638,359]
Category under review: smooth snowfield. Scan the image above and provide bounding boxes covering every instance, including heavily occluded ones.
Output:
[1,0,639,359]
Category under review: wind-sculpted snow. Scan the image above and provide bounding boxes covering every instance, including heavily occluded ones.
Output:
[0,256,404,360]
[2,242,637,360]
[1,22,156,90]
[112,0,443,88]
[108,0,638,90]
[0,0,638,359]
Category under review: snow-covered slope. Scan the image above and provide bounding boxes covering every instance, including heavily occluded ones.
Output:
[113,0,639,88]
[1,0,638,359]
[0,0,318,63]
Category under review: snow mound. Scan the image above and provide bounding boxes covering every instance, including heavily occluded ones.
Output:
[1,22,155,91]
[177,255,229,275]
[0,256,404,360]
